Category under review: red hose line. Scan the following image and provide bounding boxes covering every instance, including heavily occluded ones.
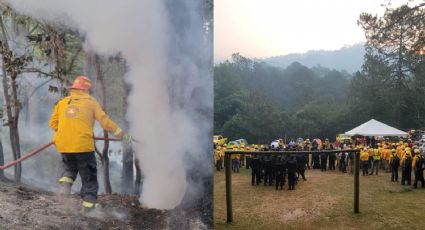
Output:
[94,137,122,141]
[0,137,123,171]
[0,141,54,171]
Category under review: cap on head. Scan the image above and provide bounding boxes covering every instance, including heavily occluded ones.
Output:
[70,76,92,90]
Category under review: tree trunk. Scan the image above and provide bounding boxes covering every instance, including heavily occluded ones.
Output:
[134,156,142,195]
[0,127,5,180]
[10,72,21,182]
[121,84,133,194]
[94,54,112,194]
[0,15,21,182]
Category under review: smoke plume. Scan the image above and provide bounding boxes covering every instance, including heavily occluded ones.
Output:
[5,0,213,210]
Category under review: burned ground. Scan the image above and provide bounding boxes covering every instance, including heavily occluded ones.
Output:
[0,180,167,230]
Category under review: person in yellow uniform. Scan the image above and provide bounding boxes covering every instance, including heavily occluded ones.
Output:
[360,147,369,176]
[214,146,223,171]
[412,149,424,188]
[240,144,245,167]
[245,145,253,169]
[371,145,381,175]
[401,151,413,185]
[231,145,240,173]
[49,76,131,209]
[389,149,400,182]
[367,146,374,172]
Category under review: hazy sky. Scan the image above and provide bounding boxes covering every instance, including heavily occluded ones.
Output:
[215,0,420,61]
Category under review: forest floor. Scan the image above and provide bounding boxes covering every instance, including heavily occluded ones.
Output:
[0,179,210,230]
[214,166,425,230]
[0,179,167,230]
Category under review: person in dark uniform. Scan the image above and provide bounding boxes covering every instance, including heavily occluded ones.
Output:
[390,149,400,182]
[251,156,260,185]
[320,148,328,172]
[413,150,425,188]
[304,139,311,170]
[401,152,412,185]
[324,138,336,170]
[286,155,298,190]
[274,156,286,190]
[312,140,321,169]
[263,155,273,186]
[296,148,307,181]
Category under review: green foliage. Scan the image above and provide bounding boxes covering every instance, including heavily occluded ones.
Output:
[214,54,351,142]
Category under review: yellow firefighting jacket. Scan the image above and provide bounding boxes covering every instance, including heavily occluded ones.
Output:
[412,155,420,170]
[49,90,122,153]
[360,151,369,161]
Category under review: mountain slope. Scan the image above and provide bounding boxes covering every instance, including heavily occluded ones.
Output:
[260,43,365,73]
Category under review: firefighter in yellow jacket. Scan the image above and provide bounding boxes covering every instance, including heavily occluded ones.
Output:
[49,76,131,209]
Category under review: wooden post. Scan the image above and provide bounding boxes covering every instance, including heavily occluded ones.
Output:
[354,151,360,213]
[225,152,233,222]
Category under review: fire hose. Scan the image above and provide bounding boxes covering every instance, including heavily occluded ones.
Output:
[0,137,124,171]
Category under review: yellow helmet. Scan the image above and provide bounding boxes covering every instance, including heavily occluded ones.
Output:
[223,144,227,147]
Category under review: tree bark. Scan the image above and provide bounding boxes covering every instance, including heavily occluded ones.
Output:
[94,54,112,194]
[0,15,21,182]
[0,127,5,180]
[134,156,142,195]
[121,83,133,194]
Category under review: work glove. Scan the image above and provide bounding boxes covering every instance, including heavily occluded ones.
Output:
[122,133,132,144]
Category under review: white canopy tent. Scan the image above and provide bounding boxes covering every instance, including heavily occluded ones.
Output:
[345,119,408,137]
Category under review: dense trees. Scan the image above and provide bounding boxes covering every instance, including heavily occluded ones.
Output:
[214,54,352,142]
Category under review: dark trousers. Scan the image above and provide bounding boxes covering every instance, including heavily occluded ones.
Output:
[216,159,223,171]
[361,161,369,176]
[275,171,284,190]
[321,157,327,171]
[413,170,425,188]
[252,169,261,185]
[368,156,373,169]
[313,156,320,169]
[329,156,336,170]
[60,152,98,202]
[264,169,272,186]
[391,167,398,181]
[246,157,251,169]
[340,159,346,172]
[371,160,379,175]
[288,172,296,189]
[401,168,412,185]
[297,168,306,180]
[306,154,310,169]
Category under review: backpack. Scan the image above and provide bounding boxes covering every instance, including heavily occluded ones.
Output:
[417,156,425,170]
[392,156,400,167]
[404,157,412,170]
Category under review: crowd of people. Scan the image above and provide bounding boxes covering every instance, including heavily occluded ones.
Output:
[214,138,425,190]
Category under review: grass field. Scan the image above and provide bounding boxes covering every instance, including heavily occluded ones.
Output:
[214,166,425,230]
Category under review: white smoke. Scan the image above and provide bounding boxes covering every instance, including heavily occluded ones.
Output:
[5,0,213,209]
